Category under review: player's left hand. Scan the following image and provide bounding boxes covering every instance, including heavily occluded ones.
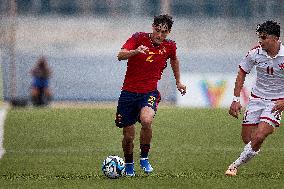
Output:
[271,99,284,115]
[176,82,186,96]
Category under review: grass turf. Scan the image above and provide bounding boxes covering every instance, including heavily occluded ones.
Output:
[0,107,284,188]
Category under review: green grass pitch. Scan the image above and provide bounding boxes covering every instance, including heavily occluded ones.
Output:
[0,107,284,188]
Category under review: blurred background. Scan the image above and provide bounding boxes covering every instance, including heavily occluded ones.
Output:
[0,0,284,107]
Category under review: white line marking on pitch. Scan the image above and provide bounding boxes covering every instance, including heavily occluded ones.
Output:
[0,108,7,159]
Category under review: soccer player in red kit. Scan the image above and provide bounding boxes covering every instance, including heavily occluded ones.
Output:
[115,14,187,176]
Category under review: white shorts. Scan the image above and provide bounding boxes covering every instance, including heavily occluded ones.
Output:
[242,97,282,127]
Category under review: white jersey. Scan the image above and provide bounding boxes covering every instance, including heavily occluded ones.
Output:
[239,43,284,99]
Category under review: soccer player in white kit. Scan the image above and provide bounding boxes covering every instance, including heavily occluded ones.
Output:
[226,20,284,176]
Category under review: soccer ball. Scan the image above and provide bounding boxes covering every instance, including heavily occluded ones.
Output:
[102,155,125,179]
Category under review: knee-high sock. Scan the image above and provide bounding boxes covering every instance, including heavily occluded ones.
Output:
[232,141,259,168]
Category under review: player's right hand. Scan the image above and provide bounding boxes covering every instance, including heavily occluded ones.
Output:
[176,82,186,96]
[136,45,149,54]
[229,101,242,119]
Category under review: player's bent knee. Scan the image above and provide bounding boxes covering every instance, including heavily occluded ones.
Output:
[140,116,153,127]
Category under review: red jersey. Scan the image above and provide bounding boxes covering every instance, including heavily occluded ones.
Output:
[121,32,177,93]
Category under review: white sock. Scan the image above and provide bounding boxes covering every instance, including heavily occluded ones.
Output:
[232,141,259,168]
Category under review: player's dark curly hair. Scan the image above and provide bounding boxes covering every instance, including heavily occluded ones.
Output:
[153,14,174,31]
[256,20,280,37]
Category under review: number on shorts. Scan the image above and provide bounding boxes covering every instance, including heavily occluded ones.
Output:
[148,96,156,106]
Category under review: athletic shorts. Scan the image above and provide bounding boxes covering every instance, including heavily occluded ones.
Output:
[32,77,49,88]
[242,96,282,127]
[115,90,161,128]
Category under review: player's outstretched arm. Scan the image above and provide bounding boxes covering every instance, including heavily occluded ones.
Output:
[117,46,149,61]
[170,57,186,95]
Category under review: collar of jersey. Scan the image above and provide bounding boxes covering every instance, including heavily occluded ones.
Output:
[148,33,164,47]
[259,42,284,58]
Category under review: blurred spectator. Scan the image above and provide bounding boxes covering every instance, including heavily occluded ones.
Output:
[30,56,52,106]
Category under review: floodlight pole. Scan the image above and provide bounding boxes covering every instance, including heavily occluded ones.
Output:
[8,0,17,100]
[159,0,172,102]
[160,0,171,15]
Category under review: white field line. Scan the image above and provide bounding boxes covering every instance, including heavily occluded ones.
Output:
[0,108,7,159]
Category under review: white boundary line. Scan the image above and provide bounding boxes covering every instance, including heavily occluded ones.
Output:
[0,108,7,159]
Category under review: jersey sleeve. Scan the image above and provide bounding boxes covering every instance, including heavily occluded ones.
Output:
[168,41,177,60]
[121,33,139,50]
[239,50,256,74]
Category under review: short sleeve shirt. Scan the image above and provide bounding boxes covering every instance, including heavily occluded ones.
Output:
[121,32,177,93]
[239,43,284,99]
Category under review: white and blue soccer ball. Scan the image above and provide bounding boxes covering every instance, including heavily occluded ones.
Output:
[102,155,125,179]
